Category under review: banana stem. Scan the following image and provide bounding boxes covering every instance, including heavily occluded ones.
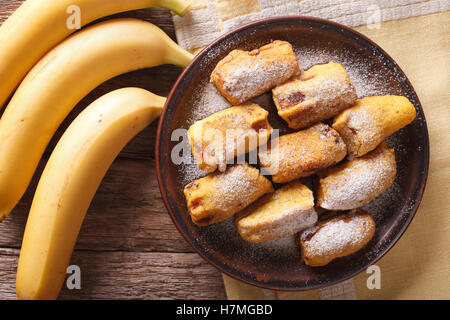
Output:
[167,44,195,68]
[155,0,191,16]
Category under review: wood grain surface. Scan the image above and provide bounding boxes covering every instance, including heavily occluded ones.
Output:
[0,1,226,300]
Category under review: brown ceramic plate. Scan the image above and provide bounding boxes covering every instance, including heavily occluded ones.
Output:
[156,17,429,291]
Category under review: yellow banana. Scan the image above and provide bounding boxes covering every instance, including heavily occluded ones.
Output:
[0,18,193,221]
[0,0,190,108]
[16,87,166,300]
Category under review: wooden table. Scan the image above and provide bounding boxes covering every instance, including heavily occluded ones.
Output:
[0,1,226,300]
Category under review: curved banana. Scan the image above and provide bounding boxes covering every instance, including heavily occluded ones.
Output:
[0,0,190,108]
[0,18,193,221]
[16,87,166,300]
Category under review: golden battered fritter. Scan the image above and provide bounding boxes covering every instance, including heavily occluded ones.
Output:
[184,163,274,227]
[188,103,272,172]
[210,40,299,105]
[332,95,416,158]
[272,62,357,129]
[300,211,376,267]
[235,181,317,242]
[316,142,396,210]
[258,123,347,183]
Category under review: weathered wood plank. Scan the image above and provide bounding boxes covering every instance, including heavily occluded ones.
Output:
[0,248,226,300]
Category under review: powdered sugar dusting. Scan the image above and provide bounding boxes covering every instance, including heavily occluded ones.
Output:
[301,212,374,258]
[237,181,318,241]
[347,109,376,131]
[213,164,268,211]
[219,58,297,103]
[346,108,381,147]
[361,135,408,224]
[178,161,209,187]
[197,218,301,262]
[308,76,356,106]
[187,82,232,123]
[362,179,401,224]
[294,45,398,98]
[318,145,397,210]
[172,31,416,269]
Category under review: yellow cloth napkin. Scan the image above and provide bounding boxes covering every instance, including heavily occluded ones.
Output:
[173,2,450,299]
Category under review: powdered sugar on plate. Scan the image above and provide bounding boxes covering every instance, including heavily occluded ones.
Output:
[294,45,397,99]
[186,82,232,124]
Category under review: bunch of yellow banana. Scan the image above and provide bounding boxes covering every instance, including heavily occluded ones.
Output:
[0,0,195,299]
[0,17,193,221]
[0,0,190,108]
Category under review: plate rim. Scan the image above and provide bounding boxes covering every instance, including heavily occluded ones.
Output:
[155,16,430,291]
